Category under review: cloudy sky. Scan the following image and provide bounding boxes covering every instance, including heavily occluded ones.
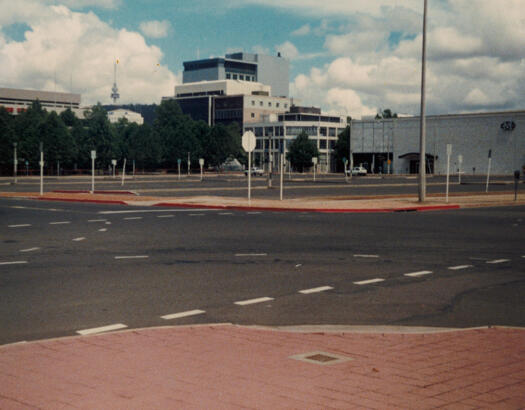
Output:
[1,0,524,118]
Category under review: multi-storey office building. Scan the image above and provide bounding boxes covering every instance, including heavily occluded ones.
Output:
[182,52,289,98]
[0,87,84,117]
[245,106,348,172]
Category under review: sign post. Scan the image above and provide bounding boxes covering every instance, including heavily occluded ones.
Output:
[280,153,284,201]
[121,158,127,186]
[342,157,348,182]
[458,154,463,184]
[486,149,492,193]
[187,152,190,176]
[446,144,452,203]
[199,158,204,181]
[514,170,520,201]
[312,157,318,182]
[13,142,17,184]
[177,159,181,180]
[242,131,256,206]
[39,142,44,196]
[90,150,96,194]
[111,159,117,178]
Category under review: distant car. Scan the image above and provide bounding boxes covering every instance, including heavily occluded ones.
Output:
[346,166,367,176]
[244,167,264,176]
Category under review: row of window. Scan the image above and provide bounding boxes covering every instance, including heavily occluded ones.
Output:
[250,100,288,109]
[246,126,342,137]
[226,73,256,82]
[251,139,336,150]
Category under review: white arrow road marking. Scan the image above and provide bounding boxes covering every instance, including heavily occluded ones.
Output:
[299,286,333,294]
[235,297,274,306]
[404,270,433,277]
[161,310,205,320]
[76,323,128,336]
[353,278,385,285]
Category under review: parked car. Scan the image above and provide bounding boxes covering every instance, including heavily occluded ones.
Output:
[244,167,264,176]
[345,166,368,176]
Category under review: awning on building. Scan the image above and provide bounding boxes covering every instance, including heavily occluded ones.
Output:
[398,152,438,160]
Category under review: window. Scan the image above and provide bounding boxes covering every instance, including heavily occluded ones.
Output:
[329,127,336,136]
[268,102,272,107]
[233,74,238,80]
[276,103,280,108]
[226,73,231,79]
[251,100,255,106]
[260,101,263,106]
[320,127,327,136]
[251,112,255,118]
[239,75,244,80]
[284,103,288,108]
[320,140,327,149]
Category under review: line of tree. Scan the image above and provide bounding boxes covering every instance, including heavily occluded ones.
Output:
[0,100,245,175]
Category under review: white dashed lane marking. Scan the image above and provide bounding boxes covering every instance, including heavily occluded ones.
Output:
[404,270,433,277]
[235,297,274,306]
[72,237,86,242]
[49,221,70,225]
[76,323,128,336]
[8,224,31,228]
[235,253,268,257]
[299,286,333,294]
[114,255,149,260]
[88,219,107,223]
[448,265,473,270]
[219,212,234,215]
[123,217,142,220]
[486,259,510,264]
[353,278,385,285]
[353,254,379,258]
[189,214,205,216]
[98,228,107,232]
[20,247,40,253]
[157,215,174,218]
[0,261,28,266]
[161,310,206,320]
[247,212,261,215]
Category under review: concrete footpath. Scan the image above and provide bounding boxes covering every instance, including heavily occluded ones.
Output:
[1,325,524,409]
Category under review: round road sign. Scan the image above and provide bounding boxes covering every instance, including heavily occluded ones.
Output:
[242,131,256,153]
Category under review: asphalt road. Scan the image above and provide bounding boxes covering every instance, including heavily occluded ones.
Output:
[1,197,524,345]
[1,173,521,199]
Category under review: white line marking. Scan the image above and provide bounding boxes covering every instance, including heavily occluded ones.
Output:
[157,215,174,218]
[235,297,274,306]
[189,213,205,216]
[219,212,234,215]
[404,270,433,277]
[98,228,107,232]
[247,212,261,214]
[72,237,86,242]
[105,221,112,225]
[49,221,70,225]
[124,217,142,220]
[235,253,268,257]
[88,219,107,222]
[20,247,40,252]
[76,323,128,336]
[448,265,473,270]
[353,254,379,258]
[8,224,31,228]
[99,209,216,215]
[486,259,510,264]
[299,286,333,294]
[0,261,28,266]
[353,278,385,285]
[161,310,206,320]
[114,255,149,260]
[522,255,525,259]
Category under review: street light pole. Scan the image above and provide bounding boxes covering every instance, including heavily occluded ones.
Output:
[13,142,17,184]
[418,0,428,202]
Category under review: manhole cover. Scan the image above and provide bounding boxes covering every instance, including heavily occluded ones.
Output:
[289,351,353,366]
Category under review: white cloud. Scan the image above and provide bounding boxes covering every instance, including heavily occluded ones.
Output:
[291,24,310,36]
[139,20,171,39]
[0,2,177,105]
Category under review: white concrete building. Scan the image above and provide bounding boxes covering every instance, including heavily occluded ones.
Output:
[350,110,524,175]
[107,108,144,125]
[0,87,85,117]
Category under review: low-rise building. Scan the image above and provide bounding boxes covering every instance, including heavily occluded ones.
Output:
[107,108,144,125]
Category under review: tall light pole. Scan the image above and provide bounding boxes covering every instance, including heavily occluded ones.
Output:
[418,0,428,202]
[419,0,427,202]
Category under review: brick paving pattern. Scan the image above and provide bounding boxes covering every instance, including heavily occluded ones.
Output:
[1,325,524,409]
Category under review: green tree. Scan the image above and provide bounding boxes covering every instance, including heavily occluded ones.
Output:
[126,123,161,170]
[375,108,398,119]
[82,103,119,169]
[39,111,77,171]
[203,123,241,169]
[0,107,15,174]
[14,101,47,168]
[334,126,351,172]
[286,131,319,172]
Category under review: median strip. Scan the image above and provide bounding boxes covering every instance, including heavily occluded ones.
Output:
[235,297,274,306]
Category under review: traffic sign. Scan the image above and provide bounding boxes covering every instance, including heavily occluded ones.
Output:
[242,131,256,152]
[111,159,117,166]
[342,157,347,164]
[91,150,96,160]
[312,157,318,165]
[177,158,181,165]
[199,158,204,166]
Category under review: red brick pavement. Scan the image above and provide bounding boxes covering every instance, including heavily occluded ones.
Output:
[0,325,524,409]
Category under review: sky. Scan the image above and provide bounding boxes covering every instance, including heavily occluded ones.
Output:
[1,0,524,119]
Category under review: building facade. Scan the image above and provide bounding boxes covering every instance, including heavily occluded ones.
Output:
[107,108,144,125]
[0,87,84,117]
[182,52,289,98]
[350,110,525,175]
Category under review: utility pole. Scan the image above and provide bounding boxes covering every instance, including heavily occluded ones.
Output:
[418,0,428,202]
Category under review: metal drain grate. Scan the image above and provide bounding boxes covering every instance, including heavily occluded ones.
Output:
[290,351,353,366]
